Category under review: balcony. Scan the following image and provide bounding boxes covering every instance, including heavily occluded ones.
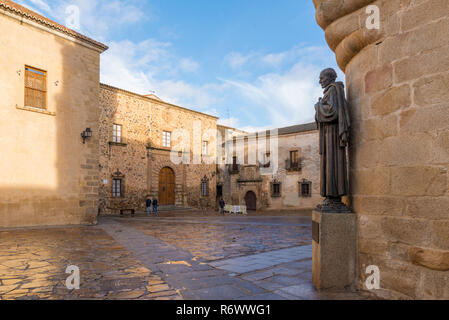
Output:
[285,159,302,172]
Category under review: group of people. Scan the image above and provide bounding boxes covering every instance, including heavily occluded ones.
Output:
[145,198,227,215]
[145,198,159,216]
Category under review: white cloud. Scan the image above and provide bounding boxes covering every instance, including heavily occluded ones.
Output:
[100,39,228,114]
[225,52,256,70]
[261,52,287,67]
[179,58,199,73]
[29,0,52,13]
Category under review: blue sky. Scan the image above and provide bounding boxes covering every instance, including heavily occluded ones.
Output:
[17,0,343,131]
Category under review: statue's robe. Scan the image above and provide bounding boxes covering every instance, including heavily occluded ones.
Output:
[315,81,350,197]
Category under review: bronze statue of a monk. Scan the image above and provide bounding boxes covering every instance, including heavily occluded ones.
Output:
[315,68,351,212]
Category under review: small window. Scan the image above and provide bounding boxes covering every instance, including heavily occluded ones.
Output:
[290,150,299,168]
[299,180,312,197]
[112,179,122,198]
[163,131,171,147]
[201,176,209,197]
[271,181,281,198]
[25,66,47,109]
[113,124,122,143]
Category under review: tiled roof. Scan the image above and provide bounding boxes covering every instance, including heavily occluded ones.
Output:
[0,0,108,51]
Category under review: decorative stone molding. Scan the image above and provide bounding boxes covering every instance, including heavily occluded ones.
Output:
[312,0,401,71]
[410,247,449,271]
[16,105,56,116]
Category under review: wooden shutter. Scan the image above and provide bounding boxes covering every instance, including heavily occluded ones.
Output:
[25,67,47,109]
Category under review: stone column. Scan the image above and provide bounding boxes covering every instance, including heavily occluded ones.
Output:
[312,0,449,299]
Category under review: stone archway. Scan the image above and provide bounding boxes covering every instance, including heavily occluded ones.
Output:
[245,191,257,211]
[158,167,175,205]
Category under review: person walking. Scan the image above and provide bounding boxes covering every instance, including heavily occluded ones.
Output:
[146,198,152,216]
[152,198,158,215]
[219,198,225,215]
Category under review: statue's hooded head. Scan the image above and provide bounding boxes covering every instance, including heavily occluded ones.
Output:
[319,68,337,89]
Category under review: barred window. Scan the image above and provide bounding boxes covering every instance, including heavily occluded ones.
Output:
[25,66,47,109]
[271,181,281,198]
[163,131,171,147]
[113,124,122,143]
[299,180,312,197]
[112,179,122,197]
[201,181,208,197]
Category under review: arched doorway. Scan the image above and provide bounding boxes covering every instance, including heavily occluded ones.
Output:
[159,167,175,205]
[245,191,257,211]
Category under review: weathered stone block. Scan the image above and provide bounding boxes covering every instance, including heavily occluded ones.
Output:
[365,64,393,94]
[391,166,447,196]
[430,220,449,250]
[381,216,430,246]
[410,247,449,271]
[371,85,411,116]
[414,72,449,107]
[394,45,449,83]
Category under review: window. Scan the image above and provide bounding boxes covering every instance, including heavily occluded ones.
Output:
[216,185,223,197]
[25,66,47,109]
[112,179,122,197]
[290,150,299,168]
[163,131,171,147]
[232,156,238,172]
[202,141,208,157]
[201,176,209,197]
[113,124,122,143]
[299,179,312,197]
[271,181,281,198]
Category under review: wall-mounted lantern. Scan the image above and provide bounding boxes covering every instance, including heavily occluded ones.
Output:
[81,128,92,144]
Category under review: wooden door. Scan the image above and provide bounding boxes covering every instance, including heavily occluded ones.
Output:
[159,167,175,205]
[245,191,257,211]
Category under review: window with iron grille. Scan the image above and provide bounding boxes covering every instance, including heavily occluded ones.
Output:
[112,179,122,197]
[201,180,208,197]
[25,66,47,109]
[299,180,312,197]
[163,131,171,147]
[113,124,122,143]
[271,181,281,197]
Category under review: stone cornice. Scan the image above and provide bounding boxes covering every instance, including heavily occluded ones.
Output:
[313,0,401,71]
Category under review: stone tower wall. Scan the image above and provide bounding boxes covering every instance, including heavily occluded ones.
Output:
[313,0,449,299]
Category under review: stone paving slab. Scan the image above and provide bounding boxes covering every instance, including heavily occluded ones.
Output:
[209,245,312,274]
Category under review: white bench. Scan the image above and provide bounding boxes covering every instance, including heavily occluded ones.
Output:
[224,205,247,215]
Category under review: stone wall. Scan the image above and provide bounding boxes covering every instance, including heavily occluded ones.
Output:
[99,85,217,212]
[313,0,449,299]
[0,7,105,227]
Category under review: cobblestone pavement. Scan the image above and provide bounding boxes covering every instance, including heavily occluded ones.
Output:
[0,214,371,300]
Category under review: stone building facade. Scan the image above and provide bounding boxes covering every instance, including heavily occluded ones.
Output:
[0,0,107,228]
[313,0,449,299]
[98,84,218,213]
[217,123,322,211]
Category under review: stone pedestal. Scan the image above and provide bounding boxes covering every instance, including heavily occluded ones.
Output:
[312,210,357,291]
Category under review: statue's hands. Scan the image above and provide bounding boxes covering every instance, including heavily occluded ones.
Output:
[341,132,348,144]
